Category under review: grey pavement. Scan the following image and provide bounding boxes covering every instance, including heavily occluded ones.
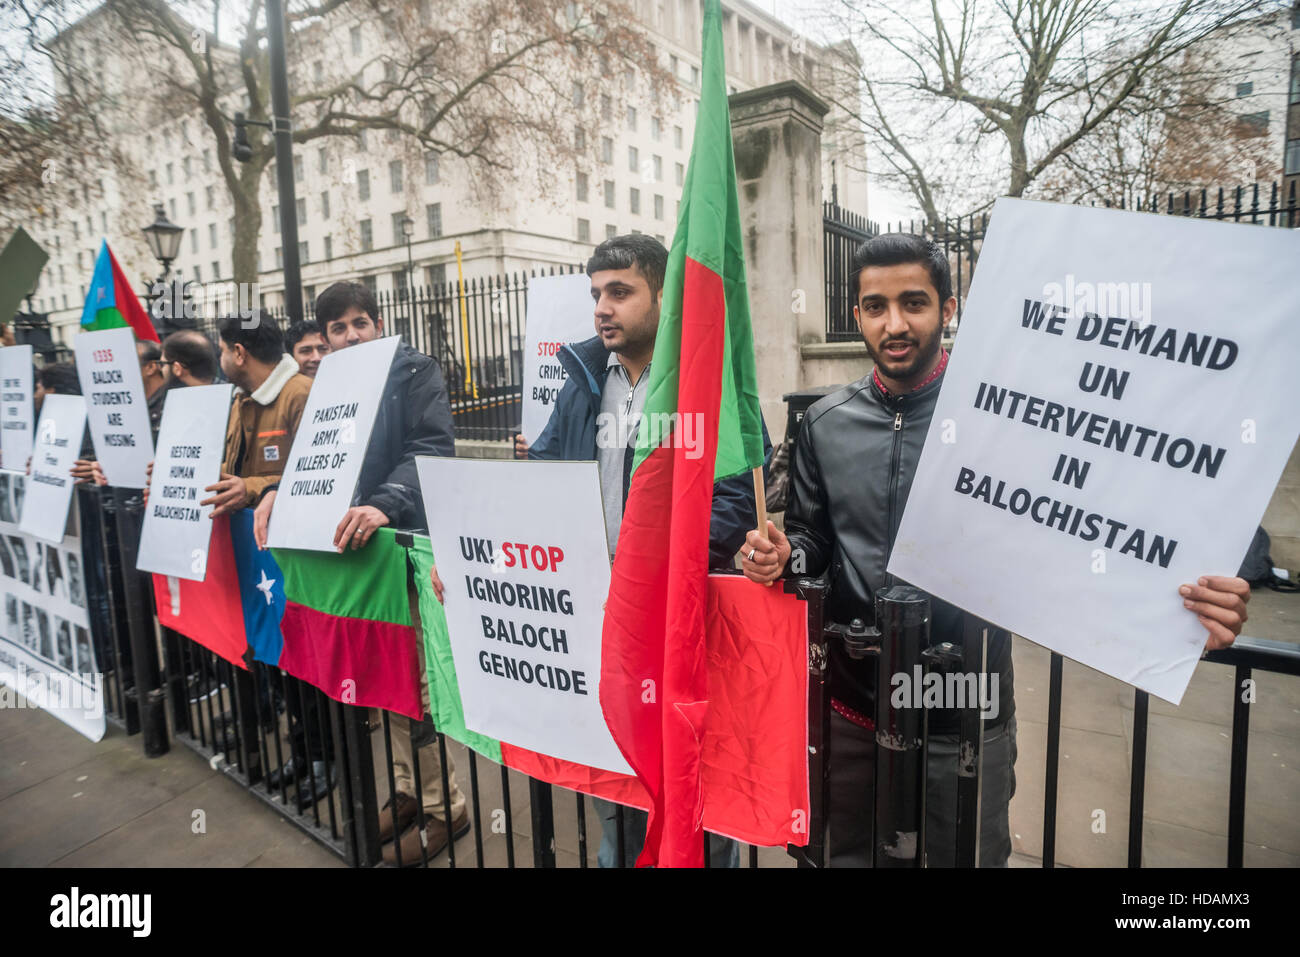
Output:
[1,586,1295,868]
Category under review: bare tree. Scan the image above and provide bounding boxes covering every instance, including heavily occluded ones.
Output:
[815,0,1280,227]
[104,0,672,284]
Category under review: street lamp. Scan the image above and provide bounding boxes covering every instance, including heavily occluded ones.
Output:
[141,202,183,281]
[401,215,415,303]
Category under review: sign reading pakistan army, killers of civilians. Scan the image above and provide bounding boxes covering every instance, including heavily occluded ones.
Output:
[521,274,599,444]
[135,384,233,581]
[72,327,154,488]
[889,197,1300,705]
[19,394,86,544]
[417,457,633,775]
[266,335,400,552]
[0,345,34,473]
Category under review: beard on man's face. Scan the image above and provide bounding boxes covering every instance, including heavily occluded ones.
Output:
[863,318,943,383]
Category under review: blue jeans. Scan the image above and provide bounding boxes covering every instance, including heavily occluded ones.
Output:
[593,797,741,868]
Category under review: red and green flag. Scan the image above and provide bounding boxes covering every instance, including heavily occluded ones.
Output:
[599,0,766,867]
[80,240,160,342]
[272,529,423,719]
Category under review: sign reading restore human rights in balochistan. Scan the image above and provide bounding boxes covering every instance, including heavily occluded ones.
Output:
[889,198,1300,704]
[417,457,632,774]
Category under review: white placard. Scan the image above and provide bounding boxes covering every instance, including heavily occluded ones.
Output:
[0,474,103,742]
[19,394,87,544]
[135,384,233,580]
[522,274,598,443]
[73,327,154,488]
[888,197,1300,704]
[267,335,400,552]
[0,345,34,473]
[418,457,631,774]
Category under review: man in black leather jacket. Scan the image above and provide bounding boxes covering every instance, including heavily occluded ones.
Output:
[742,234,1250,866]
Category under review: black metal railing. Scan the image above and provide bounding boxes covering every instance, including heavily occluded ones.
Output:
[824,179,1300,343]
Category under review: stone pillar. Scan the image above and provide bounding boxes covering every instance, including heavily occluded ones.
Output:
[729,81,829,442]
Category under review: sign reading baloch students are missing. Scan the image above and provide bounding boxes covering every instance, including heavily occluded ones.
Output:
[888,197,1300,705]
[72,327,154,488]
[267,335,400,552]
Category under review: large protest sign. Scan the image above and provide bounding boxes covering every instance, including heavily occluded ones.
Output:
[417,457,632,774]
[19,394,87,544]
[521,273,596,443]
[0,475,103,742]
[888,197,1300,704]
[0,345,34,473]
[267,335,400,552]
[73,327,154,488]
[136,384,233,580]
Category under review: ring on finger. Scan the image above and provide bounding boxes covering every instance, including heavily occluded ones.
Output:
[747,548,757,562]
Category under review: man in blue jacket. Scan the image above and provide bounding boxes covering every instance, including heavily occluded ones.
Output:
[515,234,768,865]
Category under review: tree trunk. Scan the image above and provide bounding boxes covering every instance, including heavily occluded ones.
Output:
[230,158,268,287]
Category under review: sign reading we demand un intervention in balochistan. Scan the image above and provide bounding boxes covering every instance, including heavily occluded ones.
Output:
[889,198,1300,705]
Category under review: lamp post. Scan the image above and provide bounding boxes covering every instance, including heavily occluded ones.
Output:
[141,202,186,335]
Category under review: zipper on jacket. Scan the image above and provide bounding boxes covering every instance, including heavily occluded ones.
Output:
[885,401,905,585]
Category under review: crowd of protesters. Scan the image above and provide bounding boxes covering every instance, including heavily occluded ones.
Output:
[21,229,1251,869]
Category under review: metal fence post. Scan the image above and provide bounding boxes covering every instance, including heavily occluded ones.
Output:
[111,487,168,756]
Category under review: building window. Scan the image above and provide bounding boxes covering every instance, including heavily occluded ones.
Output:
[357,169,370,200]
[190,229,199,253]
[605,224,617,239]
[627,105,637,132]
[425,153,440,184]
[575,126,586,151]
[390,159,403,193]
[211,261,220,280]
[296,198,307,226]
[427,263,446,287]
[1286,139,1300,176]
[572,81,585,107]
[183,157,191,179]
[675,162,684,186]
[427,202,442,237]
[206,185,215,209]
[321,191,330,219]
[209,223,217,248]
[358,128,368,150]
[629,187,640,214]
[299,240,308,264]
[1291,56,1300,105]
[604,179,615,208]
[653,155,662,181]
[392,211,407,243]
[149,169,157,188]
[360,219,373,251]
[324,235,333,260]
[1235,81,1253,97]
[576,171,589,202]
[275,246,283,268]
[1235,110,1269,136]
[600,94,612,120]
[628,145,639,173]
[272,205,280,233]
[654,194,664,219]
[651,116,661,140]
[577,218,590,242]
[601,136,613,164]
[350,26,361,55]
[691,65,699,87]
[194,264,202,283]
[187,192,196,215]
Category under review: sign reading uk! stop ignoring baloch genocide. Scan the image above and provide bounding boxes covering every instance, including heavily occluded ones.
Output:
[418,456,632,774]
[889,198,1300,704]
[267,335,400,552]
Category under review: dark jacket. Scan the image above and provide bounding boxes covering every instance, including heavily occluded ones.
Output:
[353,341,454,533]
[530,336,769,567]
[784,367,1014,733]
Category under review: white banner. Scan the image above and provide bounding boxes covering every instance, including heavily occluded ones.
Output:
[521,274,597,443]
[19,394,87,544]
[267,335,400,552]
[0,345,34,473]
[0,474,103,742]
[73,327,154,488]
[136,384,233,581]
[417,457,630,774]
[888,197,1300,704]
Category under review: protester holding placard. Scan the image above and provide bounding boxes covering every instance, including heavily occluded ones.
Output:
[161,330,219,388]
[501,235,766,867]
[740,233,1250,867]
[263,281,465,864]
[137,340,168,440]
